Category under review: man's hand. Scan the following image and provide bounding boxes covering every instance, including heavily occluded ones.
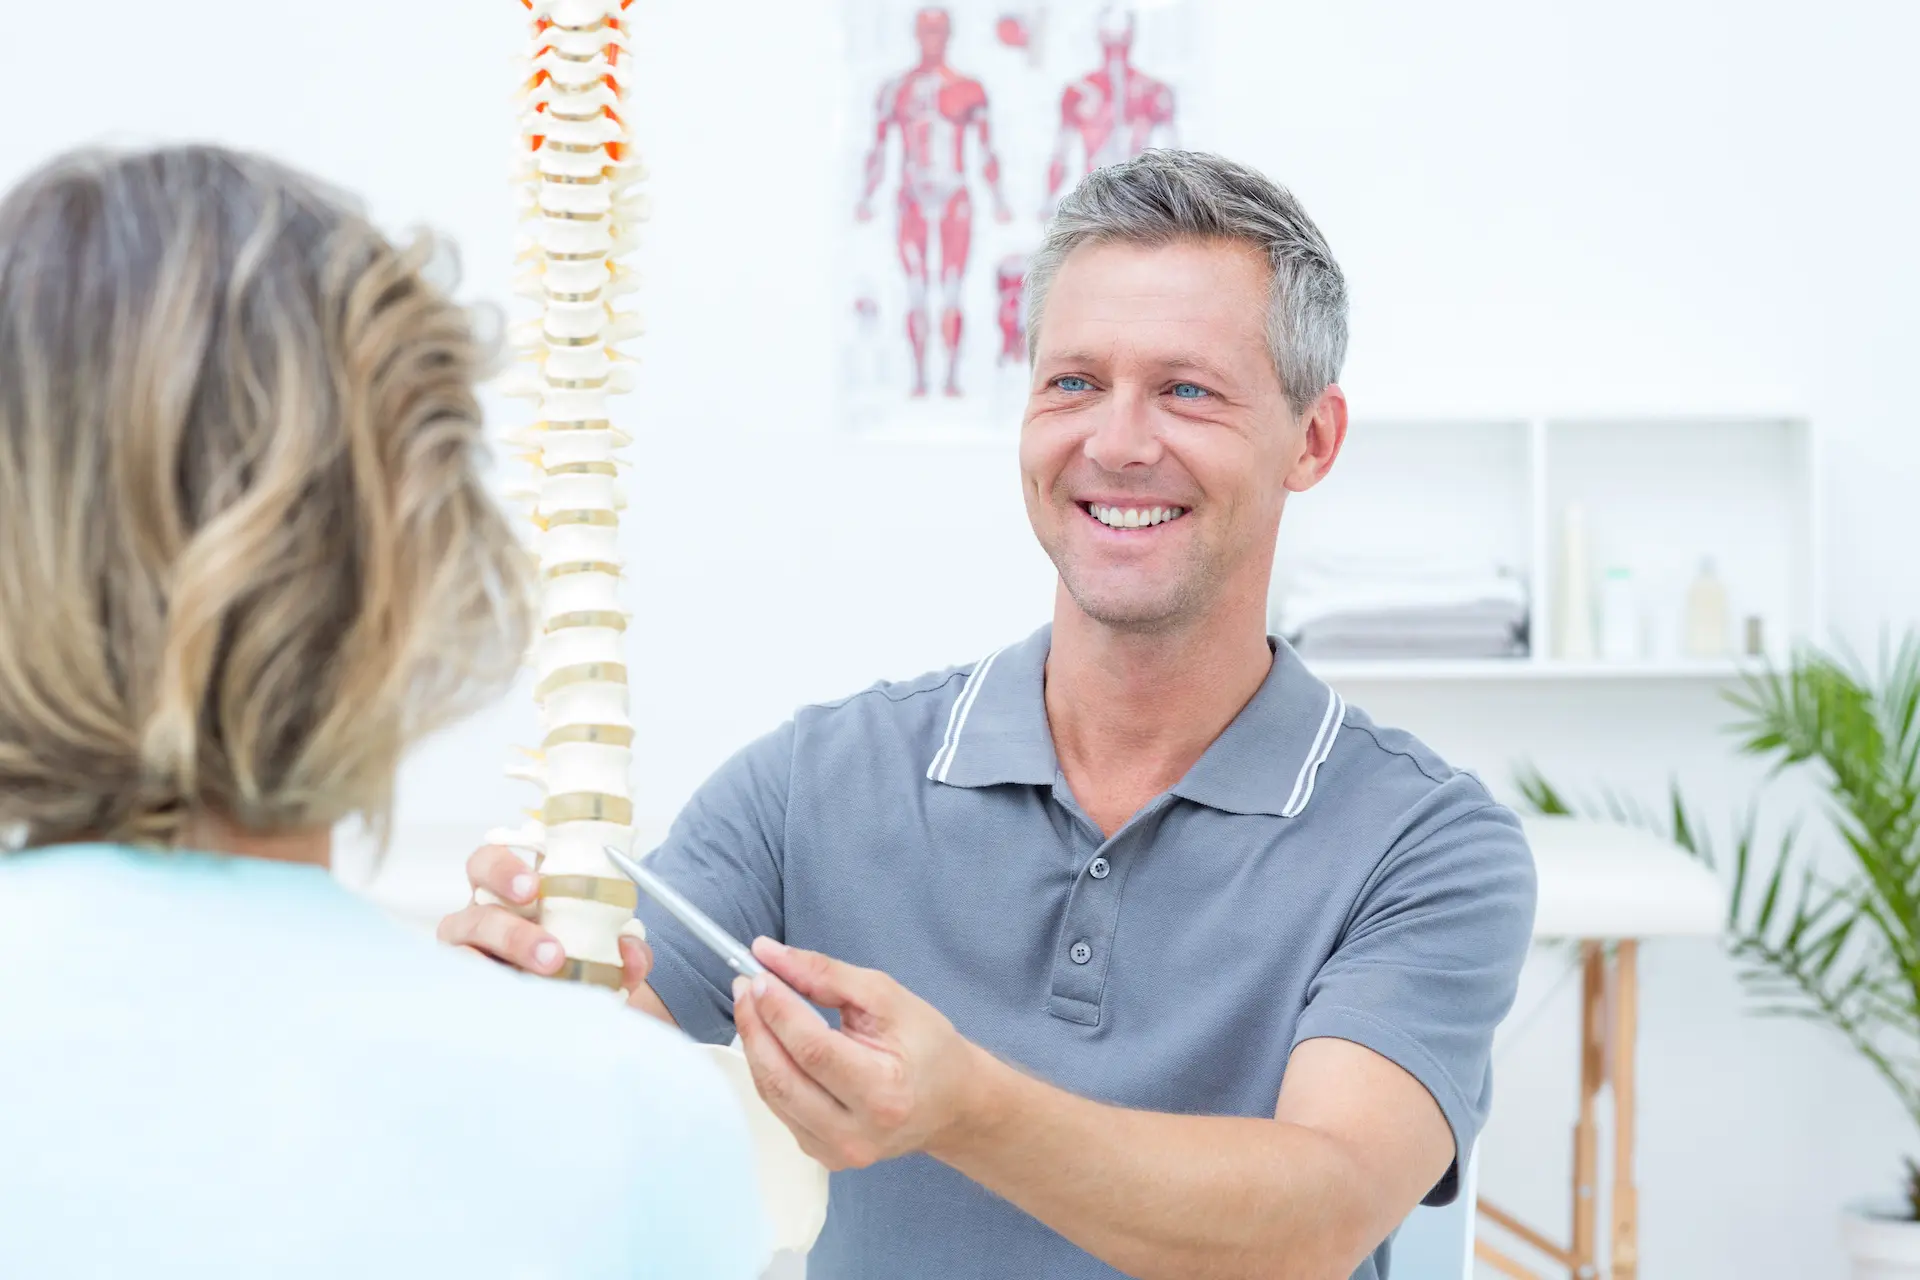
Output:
[731,938,987,1171]
[434,844,674,1024]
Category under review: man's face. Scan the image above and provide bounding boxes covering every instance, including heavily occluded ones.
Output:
[1020,239,1310,634]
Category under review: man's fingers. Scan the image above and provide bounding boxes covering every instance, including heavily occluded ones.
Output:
[734,979,854,1143]
[467,844,540,907]
[750,975,868,1102]
[435,903,564,975]
[753,939,892,1017]
[618,934,655,990]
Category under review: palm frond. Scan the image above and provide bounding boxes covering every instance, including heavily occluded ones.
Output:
[1516,627,1920,1171]
[1514,764,1574,816]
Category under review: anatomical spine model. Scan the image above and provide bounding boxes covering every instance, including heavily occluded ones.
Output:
[489,3,834,1255]
[491,0,648,990]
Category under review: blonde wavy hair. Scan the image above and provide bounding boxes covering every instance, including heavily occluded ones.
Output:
[0,145,533,851]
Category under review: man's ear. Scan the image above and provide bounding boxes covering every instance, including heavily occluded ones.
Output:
[1283,384,1349,494]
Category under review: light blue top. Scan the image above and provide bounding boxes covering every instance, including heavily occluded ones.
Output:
[0,843,767,1280]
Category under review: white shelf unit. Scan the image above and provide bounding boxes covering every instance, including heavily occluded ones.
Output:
[1305,658,1771,683]
[1270,415,1823,683]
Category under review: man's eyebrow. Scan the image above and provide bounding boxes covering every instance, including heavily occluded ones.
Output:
[1153,353,1244,387]
[1035,350,1106,368]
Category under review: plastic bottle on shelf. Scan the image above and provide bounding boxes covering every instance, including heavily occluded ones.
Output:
[1683,558,1730,660]
[1553,504,1596,661]
[1599,566,1641,663]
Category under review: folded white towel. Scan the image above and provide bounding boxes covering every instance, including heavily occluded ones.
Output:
[1273,556,1531,657]
[1292,604,1526,634]
[1276,574,1528,636]
[1293,633,1528,660]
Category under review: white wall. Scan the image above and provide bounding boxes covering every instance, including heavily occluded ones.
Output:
[7,1,1917,1274]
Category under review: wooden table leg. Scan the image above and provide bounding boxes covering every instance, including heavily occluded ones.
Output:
[1477,1238,1546,1280]
[1609,941,1640,1280]
[1572,942,1604,1279]
[1479,1199,1578,1271]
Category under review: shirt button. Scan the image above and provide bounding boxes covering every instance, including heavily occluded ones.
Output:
[1088,857,1111,879]
[1069,940,1092,965]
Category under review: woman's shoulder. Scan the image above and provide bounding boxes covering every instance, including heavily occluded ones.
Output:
[365,945,770,1271]
[0,845,768,1277]
[426,943,733,1091]
[0,842,743,1122]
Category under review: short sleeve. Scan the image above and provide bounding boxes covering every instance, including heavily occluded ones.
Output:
[635,720,795,1046]
[1290,798,1537,1205]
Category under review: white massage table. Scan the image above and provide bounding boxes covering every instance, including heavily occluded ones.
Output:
[1475,816,1726,1280]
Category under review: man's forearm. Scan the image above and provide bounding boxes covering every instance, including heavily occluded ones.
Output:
[631,981,678,1026]
[926,1047,1379,1280]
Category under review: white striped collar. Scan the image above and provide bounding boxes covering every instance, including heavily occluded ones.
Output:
[926,629,1346,818]
[1168,638,1346,819]
[924,627,1057,788]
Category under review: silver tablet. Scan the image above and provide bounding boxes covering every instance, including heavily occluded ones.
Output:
[603,845,768,980]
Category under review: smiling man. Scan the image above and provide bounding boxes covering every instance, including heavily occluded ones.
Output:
[441,150,1536,1280]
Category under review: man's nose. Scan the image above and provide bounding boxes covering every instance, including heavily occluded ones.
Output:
[1082,387,1162,472]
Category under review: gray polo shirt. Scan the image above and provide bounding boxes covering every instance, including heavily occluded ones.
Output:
[637,624,1536,1280]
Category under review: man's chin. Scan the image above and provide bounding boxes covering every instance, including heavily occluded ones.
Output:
[1059,583,1194,635]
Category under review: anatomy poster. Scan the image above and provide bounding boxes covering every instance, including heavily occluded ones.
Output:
[839,1,1203,436]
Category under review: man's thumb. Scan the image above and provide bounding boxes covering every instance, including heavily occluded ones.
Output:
[618,923,653,990]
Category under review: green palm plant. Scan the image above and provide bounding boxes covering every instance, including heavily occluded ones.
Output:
[1517,633,1920,1215]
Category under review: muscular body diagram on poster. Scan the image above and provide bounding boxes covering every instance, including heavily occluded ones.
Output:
[841,0,1197,434]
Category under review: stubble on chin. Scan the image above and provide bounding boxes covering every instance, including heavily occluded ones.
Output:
[1054,550,1208,635]
[1037,495,1218,633]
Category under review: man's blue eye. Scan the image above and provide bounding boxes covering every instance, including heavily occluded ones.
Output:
[1171,382,1208,399]
[1055,376,1092,392]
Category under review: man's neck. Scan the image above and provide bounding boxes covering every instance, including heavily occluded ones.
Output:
[1044,588,1274,810]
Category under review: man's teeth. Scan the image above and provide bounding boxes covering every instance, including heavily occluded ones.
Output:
[1089,503,1187,529]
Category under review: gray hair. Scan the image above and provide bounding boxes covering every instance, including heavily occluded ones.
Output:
[1026,150,1348,414]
